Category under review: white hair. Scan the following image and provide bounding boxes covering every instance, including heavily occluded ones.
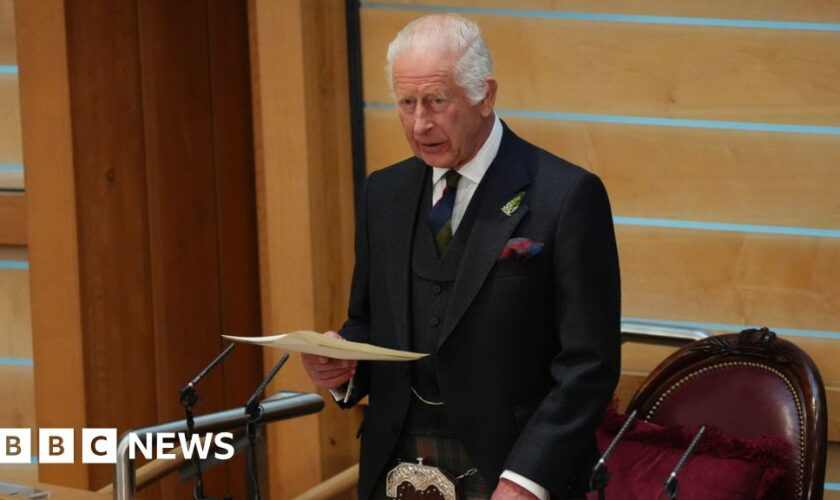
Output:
[386,14,494,104]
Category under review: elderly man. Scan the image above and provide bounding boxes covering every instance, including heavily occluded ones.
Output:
[303,14,620,500]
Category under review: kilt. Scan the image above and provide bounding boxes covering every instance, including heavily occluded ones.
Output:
[370,434,492,500]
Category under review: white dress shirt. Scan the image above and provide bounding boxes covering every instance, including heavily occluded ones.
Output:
[429,114,502,233]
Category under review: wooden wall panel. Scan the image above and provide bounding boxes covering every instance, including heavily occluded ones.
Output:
[830,388,840,443]
[619,226,840,334]
[361,11,840,125]
[249,0,361,497]
[0,77,23,163]
[62,0,160,492]
[502,119,840,229]
[249,0,324,495]
[0,257,34,482]
[136,0,225,429]
[0,193,26,244]
[16,0,90,487]
[362,108,403,170]
[621,343,680,375]
[0,0,32,486]
[0,244,25,260]
[134,1,262,497]
[205,1,264,494]
[619,225,840,407]
[828,443,840,499]
[364,110,840,228]
[363,0,840,23]
[16,0,262,495]
[0,265,31,358]
[297,2,363,486]
[0,167,24,192]
[613,370,647,412]
[623,336,840,386]
[0,366,35,429]
[0,0,14,64]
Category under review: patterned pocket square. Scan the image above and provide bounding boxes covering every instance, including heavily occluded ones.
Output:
[498,237,544,261]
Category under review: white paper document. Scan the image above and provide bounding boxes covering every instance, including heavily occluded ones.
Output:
[222,330,428,361]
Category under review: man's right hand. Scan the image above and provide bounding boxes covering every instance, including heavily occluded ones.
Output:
[301,330,357,389]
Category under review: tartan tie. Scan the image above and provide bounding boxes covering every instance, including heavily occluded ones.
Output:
[428,169,461,254]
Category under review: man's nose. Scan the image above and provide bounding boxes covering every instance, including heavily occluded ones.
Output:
[412,105,433,135]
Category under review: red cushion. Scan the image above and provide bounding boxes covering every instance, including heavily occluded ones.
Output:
[587,404,790,500]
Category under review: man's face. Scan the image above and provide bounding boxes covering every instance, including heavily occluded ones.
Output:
[392,49,496,169]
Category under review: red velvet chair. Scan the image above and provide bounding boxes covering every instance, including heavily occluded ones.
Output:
[626,328,827,500]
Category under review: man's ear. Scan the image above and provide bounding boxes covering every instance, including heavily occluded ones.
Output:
[479,79,498,117]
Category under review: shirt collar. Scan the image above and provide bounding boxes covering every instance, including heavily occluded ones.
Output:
[432,114,502,185]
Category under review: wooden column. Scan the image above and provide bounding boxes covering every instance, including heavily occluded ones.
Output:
[248,0,362,497]
[15,0,262,496]
[16,0,89,488]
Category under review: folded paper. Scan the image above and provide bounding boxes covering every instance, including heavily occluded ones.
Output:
[223,331,428,361]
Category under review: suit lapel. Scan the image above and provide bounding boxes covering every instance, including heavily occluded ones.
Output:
[438,126,532,348]
[384,160,427,352]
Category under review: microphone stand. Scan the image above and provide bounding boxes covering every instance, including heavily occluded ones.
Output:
[664,426,706,500]
[180,343,236,500]
[244,352,290,500]
[589,410,637,500]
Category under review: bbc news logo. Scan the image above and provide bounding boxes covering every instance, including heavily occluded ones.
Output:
[0,429,234,464]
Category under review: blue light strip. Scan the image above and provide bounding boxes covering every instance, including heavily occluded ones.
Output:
[0,260,29,270]
[364,102,840,136]
[0,65,19,75]
[0,357,34,367]
[365,102,395,111]
[826,482,840,491]
[0,163,24,173]
[614,217,840,239]
[624,316,840,341]
[361,2,840,32]
[497,109,840,136]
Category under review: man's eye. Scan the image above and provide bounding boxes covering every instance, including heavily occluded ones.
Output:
[430,97,448,110]
[399,98,416,107]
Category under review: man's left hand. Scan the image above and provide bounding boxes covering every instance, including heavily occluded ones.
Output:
[491,478,538,500]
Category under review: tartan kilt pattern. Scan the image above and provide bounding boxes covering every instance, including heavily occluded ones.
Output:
[371,434,492,500]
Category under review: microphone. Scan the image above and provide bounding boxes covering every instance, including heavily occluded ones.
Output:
[181,343,237,406]
[245,352,290,420]
[664,426,706,500]
[589,410,638,500]
[244,352,290,500]
[179,343,236,500]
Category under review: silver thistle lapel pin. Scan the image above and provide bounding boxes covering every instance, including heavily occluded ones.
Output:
[501,191,526,216]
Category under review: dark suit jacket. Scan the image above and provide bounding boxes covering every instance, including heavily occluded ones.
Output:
[340,123,621,499]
